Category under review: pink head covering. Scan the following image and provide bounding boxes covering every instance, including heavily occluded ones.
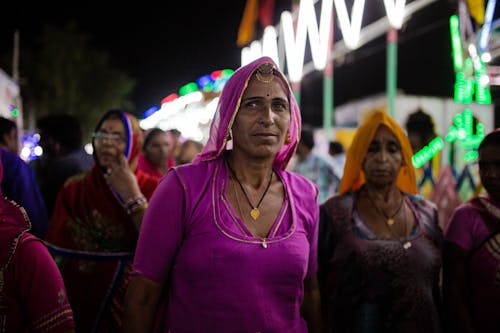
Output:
[194,56,301,170]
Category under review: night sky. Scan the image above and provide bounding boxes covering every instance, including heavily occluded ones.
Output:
[0,1,248,114]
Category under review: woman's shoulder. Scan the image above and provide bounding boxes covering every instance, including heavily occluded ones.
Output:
[407,193,437,211]
[162,161,217,196]
[447,200,484,229]
[169,161,215,183]
[406,194,443,243]
[321,193,354,212]
[282,169,317,196]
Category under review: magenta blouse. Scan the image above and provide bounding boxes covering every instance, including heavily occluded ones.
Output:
[445,200,500,332]
[133,158,319,332]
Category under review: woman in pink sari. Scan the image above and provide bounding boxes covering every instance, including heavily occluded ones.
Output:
[0,149,75,332]
[137,128,175,179]
[443,129,500,333]
[123,57,321,332]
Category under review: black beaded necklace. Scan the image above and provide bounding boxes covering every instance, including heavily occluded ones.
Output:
[227,161,273,221]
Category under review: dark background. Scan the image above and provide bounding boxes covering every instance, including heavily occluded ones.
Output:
[0,0,498,126]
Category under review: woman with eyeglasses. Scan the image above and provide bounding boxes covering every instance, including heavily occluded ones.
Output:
[45,109,158,332]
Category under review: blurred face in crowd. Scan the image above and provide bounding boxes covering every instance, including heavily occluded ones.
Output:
[362,125,403,187]
[2,127,19,154]
[407,131,422,154]
[177,140,202,165]
[144,131,171,168]
[93,116,127,169]
[479,143,500,202]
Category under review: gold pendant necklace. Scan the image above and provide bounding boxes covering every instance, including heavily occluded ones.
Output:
[365,189,404,227]
[227,161,273,221]
[365,189,412,250]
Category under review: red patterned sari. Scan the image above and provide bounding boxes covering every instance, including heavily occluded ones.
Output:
[46,110,157,332]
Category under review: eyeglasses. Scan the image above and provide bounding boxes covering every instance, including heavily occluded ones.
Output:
[92,131,126,143]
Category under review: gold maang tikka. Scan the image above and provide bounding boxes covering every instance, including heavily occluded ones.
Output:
[254,63,275,83]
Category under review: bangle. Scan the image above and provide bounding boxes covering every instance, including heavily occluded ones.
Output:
[123,195,148,215]
[128,202,148,215]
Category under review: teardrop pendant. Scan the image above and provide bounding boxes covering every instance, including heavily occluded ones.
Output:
[262,239,268,248]
[387,218,395,226]
[250,208,260,220]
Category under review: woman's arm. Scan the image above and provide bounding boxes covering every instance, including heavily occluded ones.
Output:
[122,275,163,332]
[301,276,322,333]
[122,168,186,332]
[442,241,475,333]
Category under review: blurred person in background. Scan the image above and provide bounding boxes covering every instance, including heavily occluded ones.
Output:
[0,149,75,332]
[32,114,94,217]
[443,129,500,333]
[293,125,340,203]
[46,109,158,332]
[123,57,321,333]
[167,128,182,161]
[0,146,48,238]
[175,138,203,165]
[0,116,19,154]
[137,128,175,179]
[328,140,346,179]
[319,110,442,332]
[0,117,48,238]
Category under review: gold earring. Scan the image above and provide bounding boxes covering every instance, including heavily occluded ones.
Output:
[284,132,291,145]
[226,129,233,150]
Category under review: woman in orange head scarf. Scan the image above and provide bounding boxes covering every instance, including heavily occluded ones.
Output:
[319,110,443,332]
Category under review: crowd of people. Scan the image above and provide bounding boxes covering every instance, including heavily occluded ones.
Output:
[0,56,498,332]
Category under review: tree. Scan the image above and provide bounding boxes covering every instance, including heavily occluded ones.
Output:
[20,22,135,140]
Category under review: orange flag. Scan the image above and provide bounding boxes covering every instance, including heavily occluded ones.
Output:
[237,0,259,47]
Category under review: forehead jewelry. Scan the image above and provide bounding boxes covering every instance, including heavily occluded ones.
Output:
[254,63,275,84]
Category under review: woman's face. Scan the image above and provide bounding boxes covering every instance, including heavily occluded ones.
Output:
[479,144,500,201]
[362,125,403,187]
[144,132,170,168]
[231,75,290,160]
[93,117,127,169]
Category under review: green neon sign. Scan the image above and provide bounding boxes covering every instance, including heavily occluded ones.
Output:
[412,109,486,167]
[412,136,444,168]
[446,109,485,162]
[449,15,492,105]
[450,15,463,72]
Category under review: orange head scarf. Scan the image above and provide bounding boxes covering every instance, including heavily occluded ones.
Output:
[338,110,417,195]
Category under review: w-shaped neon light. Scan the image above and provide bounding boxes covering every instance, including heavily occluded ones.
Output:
[242,0,408,82]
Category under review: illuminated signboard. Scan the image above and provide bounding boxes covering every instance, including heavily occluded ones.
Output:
[241,0,408,82]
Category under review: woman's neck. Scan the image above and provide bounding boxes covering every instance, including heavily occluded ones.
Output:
[362,183,402,202]
[226,153,274,188]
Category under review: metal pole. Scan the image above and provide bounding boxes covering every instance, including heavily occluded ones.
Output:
[12,30,19,83]
[323,7,334,138]
[292,82,301,107]
[387,28,398,118]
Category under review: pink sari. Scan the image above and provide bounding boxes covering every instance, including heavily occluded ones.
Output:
[0,149,75,332]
